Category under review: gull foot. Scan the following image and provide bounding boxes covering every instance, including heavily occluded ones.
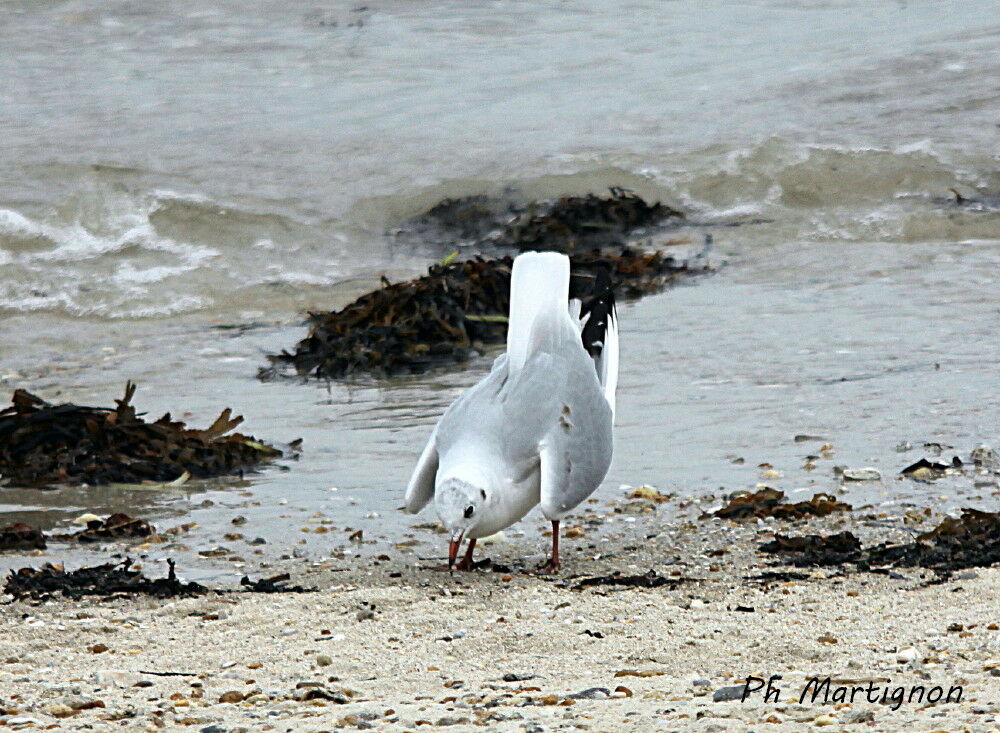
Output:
[532,560,561,575]
[427,557,491,572]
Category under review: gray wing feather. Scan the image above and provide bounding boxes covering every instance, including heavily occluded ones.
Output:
[404,430,438,513]
[523,348,613,519]
[408,353,511,512]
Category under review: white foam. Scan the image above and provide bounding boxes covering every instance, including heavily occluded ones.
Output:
[0,208,44,237]
[0,197,220,318]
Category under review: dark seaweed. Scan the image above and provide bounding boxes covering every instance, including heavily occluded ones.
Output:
[263,247,703,380]
[240,573,315,593]
[72,513,154,543]
[573,569,688,590]
[402,188,685,252]
[4,559,206,601]
[706,488,852,521]
[0,383,284,488]
[0,523,47,551]
[759,509,1000,578]
[5,560,320,601]
[758,532,863,566]
[497,188,684,252]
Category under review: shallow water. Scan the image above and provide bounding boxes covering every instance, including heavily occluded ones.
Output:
[1,0,998,579]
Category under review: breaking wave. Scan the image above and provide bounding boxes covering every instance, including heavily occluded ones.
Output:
[2,140,997,318]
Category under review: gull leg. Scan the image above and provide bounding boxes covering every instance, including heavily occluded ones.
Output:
[535,520,560,573]
[454,538,477,571]
[431,533,469,572]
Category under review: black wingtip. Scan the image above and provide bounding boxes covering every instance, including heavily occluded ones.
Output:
[580,266,615,359]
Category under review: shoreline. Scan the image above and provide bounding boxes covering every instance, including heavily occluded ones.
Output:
[3,506,999,732]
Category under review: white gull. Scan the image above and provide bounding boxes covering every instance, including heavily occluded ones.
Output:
[404,250,618,571]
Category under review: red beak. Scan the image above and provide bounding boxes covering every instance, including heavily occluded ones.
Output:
[447,532,464,570]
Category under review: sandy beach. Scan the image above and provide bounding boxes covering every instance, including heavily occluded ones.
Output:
[3,1,1000,732]
[3,503,1000,733]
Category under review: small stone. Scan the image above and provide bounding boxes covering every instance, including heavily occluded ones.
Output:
[568,687,610,699]
[845,710,875,724]
[502,672,536,682]
[434,716,470,726]
[971,444,998,469]
[896,647,918,663]
[813,713,836,726]
[316,654,333,667]
[356,609,375,622]
[842,467,881,481]
[200,726,227,733]
[60,695,104,711]
[712,684,748,702]
[92,670,139,688]
[41,703,74,718]
[218,691,244,703]
[692,678,711,687]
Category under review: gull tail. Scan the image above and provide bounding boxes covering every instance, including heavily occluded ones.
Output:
[580,266,618,418]
[507,251,572,376]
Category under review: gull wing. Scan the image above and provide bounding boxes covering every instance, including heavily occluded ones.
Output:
[533,350,614,520]
[404,430,438,513]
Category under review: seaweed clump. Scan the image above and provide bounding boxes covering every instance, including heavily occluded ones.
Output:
[404,188,685,251]
[573,569,688,591]
[498,188,684,252]
[759,531,863,566]
[262,188,700,380]
[0,523,47,551]
[0,383,285,488]
[4,561,319,601]
[4,559,206,601]
[865,508,1000,574]
[71,513,154,543]
[263,247,701,380]
[706,488,852,521]
[759,509,1000,578]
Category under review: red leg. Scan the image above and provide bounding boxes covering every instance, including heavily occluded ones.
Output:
[550,520,560,570]
[454,538,477,571]
[535,520,560,573]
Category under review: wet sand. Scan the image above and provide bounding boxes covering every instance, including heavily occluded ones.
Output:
[3,504,1000,732]
[2,235,999,585]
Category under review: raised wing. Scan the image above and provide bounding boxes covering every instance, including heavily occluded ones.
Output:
[404,431,438,513]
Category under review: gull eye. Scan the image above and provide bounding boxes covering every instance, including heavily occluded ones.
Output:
[480,489,487,499]
[464,505,475,519]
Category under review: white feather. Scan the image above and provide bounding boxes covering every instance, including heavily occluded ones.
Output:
[506,251,571,376]
[598,307,618,419]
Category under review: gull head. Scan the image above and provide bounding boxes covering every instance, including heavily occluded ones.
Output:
[434,477,488,567]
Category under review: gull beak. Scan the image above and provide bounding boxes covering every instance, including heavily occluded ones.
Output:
[447,532,464,570]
